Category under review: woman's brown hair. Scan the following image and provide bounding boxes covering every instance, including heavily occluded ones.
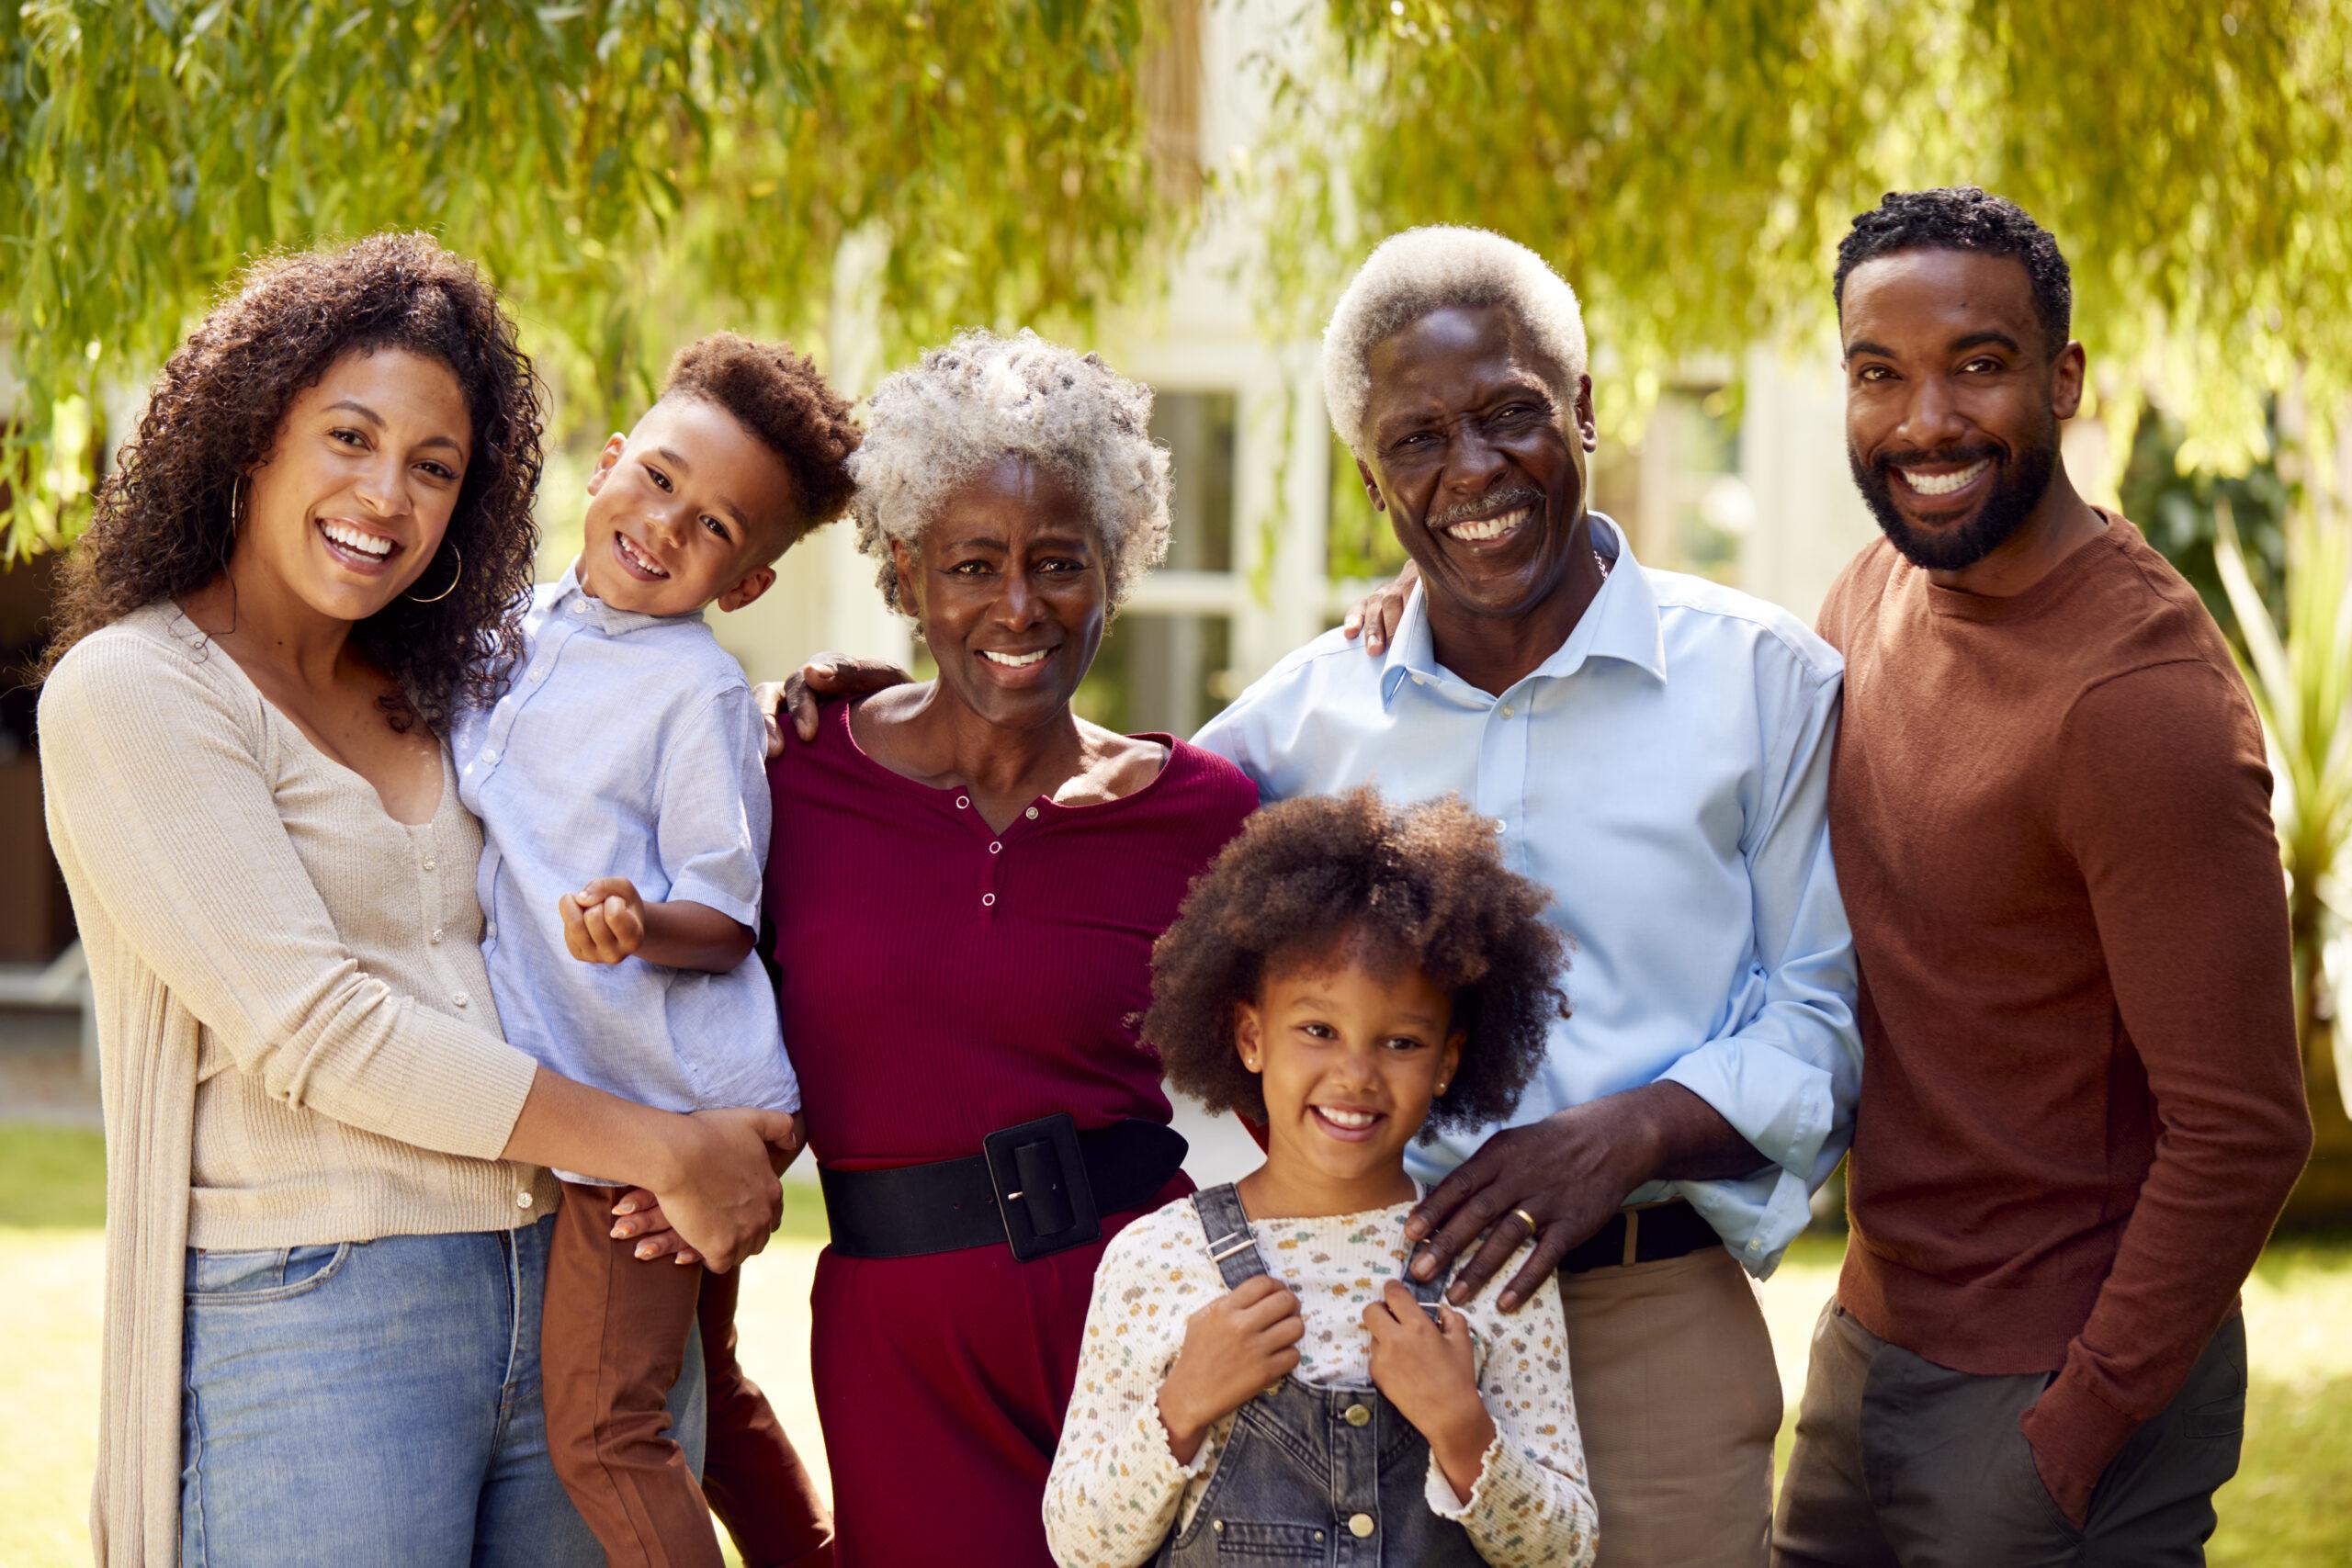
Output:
[41,231,544,733]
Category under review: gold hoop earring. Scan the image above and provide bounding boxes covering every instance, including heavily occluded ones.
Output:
[407,541,463,604]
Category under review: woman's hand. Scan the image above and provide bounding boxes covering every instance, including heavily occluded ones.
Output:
[1363,1280,1495,1503]
[1340,562,1419,655]
[1155,1275,1305,1464]
[610,1111,803,1267]
[754,653,914,756]
[645,1107,797,1272]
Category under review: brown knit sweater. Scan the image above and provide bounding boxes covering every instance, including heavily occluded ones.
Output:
[1815,514,2310,1498]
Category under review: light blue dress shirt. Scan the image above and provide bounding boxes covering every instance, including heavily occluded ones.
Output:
[452,569,798,1183]
[1192,516,1859,1275]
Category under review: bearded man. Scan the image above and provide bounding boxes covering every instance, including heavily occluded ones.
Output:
[1770,187,2312,1568]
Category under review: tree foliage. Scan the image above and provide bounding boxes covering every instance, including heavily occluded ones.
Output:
[1252,0,2352,476]
[0,0,1191,553]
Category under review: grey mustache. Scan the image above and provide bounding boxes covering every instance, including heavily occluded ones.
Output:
[1432,488,1544,528]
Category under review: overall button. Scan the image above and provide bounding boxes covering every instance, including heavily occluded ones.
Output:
[1348,1513,1375,1538]
[1343,1403,1371,1427]
[429,928,444,944]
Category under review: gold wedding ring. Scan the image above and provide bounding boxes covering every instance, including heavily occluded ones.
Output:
[1511,1207,1541,1235]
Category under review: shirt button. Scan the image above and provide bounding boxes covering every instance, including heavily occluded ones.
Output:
[1412,674,1429,687]
[1492,818,1507,834]
[452,991,469,1008]
[1024,806,1039,819]
[1349,1514,1375,1539]
[529,668,546,682]
[956,795,970,809]
[485,922,497,942]
[1500,703,1514,718]
[571,601,589,615]
[429,928,444,944]
[482,749,500,765]
[515,1191,534,1209]
[989,841,1002,854]
[1343,1403,1371,1427]
[981,893,997,908]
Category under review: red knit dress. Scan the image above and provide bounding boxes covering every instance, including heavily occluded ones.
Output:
[764,700,1257,1567]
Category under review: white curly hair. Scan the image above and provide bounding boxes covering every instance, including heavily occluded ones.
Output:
[1321,226,1589,454]
[848,328,1173,617]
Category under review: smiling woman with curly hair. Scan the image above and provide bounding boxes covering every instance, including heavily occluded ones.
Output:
[38,233,797,1565]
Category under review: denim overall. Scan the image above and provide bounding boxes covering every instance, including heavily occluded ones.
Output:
[1150,1183,1485,1566]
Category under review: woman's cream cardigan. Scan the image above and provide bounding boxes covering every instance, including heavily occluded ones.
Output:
[39,604,561,1564]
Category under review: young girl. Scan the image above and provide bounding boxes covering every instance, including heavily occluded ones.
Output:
[1043,788,1599,1568]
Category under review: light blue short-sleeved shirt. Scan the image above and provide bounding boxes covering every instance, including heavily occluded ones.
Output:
[1192,515,1860,1276]
[452,569,798,1182]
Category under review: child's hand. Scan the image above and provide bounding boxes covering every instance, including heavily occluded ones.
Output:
[560,877,646,964]
[1364,1280,1496,1503]
[1157,1276,1304,1464]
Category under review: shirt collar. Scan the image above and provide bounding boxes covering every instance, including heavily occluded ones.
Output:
[547,560,707,637]
[1379,512,1667,706]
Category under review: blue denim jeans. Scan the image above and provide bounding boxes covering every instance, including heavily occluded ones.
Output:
[179,1215,707,1567]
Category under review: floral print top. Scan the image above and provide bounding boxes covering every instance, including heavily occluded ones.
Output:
[1041,1192,1598,1567]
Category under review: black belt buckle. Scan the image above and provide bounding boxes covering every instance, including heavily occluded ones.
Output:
[982,1112,1102,1262]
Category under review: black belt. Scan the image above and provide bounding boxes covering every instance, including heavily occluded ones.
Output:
[1556,1199,1718,1275]
[819,1113,1187,1263]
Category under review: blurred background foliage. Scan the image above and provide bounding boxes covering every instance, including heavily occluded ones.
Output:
[0,0,1196,552]
[2,0,2348,1182]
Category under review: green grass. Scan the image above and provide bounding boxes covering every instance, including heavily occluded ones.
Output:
[6,1125,2348,1566]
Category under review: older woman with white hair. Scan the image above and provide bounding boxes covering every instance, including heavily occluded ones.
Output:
[758,329,1258,1567]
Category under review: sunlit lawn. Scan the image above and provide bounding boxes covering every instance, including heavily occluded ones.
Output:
[6,1123,2348,1565]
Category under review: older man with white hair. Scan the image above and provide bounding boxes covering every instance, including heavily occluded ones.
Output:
[1189,226,1862,1566]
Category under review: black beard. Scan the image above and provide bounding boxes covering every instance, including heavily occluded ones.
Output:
[1849,429,2058,572]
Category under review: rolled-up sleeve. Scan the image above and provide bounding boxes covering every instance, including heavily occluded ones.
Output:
[1655,649,1860,1276]
[654,683,769,931]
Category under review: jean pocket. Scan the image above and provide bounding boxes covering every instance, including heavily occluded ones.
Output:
[185,1241,354,1305]
[1214,1520,1329,1560]
[2187,1391,2245,1439]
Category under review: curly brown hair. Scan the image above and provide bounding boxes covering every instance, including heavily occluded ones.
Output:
[40,231,544,734]
[1143,787,1569,1134]
[662,333,860,555]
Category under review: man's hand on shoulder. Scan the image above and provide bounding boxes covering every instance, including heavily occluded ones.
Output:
[1341,562,1419,656]
[754,653,914,757]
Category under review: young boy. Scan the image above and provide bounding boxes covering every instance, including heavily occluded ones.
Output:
[451,333,860,1568]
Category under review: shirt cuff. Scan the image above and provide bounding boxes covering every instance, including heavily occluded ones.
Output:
[1425,1430,1502,1517]
[661,874,761,935]
[1655,1035,1837,1186]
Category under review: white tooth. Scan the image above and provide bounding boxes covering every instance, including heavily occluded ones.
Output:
[984,649,1048,666]
[1901,459,1989,497]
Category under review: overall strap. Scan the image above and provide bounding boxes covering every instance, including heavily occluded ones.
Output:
[1400,1213,1451,1317]
[1190,1183,1271,1289]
